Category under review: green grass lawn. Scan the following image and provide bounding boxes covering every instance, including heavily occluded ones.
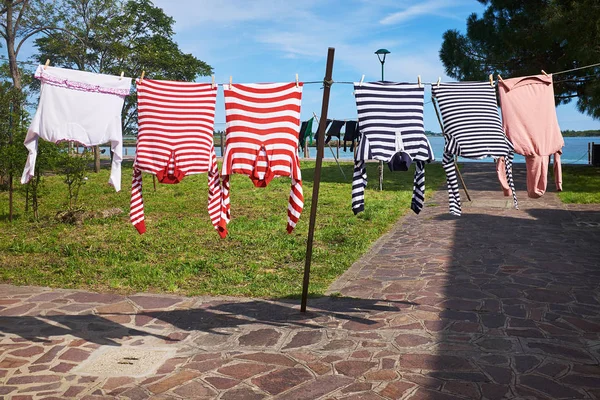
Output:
[558,165,600,203]
[0,161,446,298]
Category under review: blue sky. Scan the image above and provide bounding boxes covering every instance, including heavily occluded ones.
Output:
[6,0,598,133]
[153,0,599,133]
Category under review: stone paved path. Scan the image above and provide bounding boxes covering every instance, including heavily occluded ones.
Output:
[1,163,600,400]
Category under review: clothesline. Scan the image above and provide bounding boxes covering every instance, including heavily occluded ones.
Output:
[6,56,599,81]
[551,62,600,76]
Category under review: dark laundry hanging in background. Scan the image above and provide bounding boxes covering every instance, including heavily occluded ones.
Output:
[298,117,314,147]
[343,120,359,151]
[313,119,332,142]
[325,119,346,144]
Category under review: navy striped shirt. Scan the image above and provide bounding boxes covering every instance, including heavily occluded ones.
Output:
[353,82,434,215]
[431,82,518,215]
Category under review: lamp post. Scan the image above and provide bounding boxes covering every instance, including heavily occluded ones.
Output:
[375,48,390,81]
[375,48,390,191]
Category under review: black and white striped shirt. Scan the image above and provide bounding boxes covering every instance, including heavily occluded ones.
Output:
[353,82,434,215]
[431,81,518,216]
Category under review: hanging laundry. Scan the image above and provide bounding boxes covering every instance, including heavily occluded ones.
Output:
[353,82,435,215]
[221,82,304,234]
[325,120,346,144]
[21,65,131,191]
[497,74,564,198]
[130,80,224,236]
[313,119,332,142]
[298,117,314,147]
[431,82,518,216]
[343,120,359,152]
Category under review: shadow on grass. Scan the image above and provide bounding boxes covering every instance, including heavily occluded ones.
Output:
[0,213,23,222]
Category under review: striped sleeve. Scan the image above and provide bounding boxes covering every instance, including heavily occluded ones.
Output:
[129,168,145,233]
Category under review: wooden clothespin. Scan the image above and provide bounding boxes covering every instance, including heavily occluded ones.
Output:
[436,77,441,88]
[229,76,232,90]
[541,70,549,77]
[140,70,145,83]
[359,74,365,86]
[211,75,215,89]
[44,59,50,70]
[488,74,494,87]
[417,75,422,88]
[497,74,504,83]
[120,71,124,80]
[296,73,299,88]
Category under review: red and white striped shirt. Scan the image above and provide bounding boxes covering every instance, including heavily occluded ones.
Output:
[130,79,226,237]
[222,82,304,234]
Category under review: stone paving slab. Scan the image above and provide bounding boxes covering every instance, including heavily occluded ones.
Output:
[1,163,600,399]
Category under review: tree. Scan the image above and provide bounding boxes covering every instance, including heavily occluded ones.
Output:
[0,0,61,221]
[0,0,61,89]
[439,0,600,119]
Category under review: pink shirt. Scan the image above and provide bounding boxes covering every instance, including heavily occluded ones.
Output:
[498,74,564,156]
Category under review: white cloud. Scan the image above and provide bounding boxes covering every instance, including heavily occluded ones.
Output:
[380,0,467,25]
[153,0,317,30]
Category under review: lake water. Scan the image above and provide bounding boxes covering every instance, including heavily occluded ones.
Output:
[100,136,600,165]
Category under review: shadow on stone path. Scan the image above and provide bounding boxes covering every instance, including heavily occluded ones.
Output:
[1,162,600,399]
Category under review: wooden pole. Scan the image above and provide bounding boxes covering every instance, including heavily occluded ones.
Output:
[305,138,310,158]
[454,156,471,202]
[220,131,225,157]
[431,96,471,202]
[301,47,335,312]
[379,161,383,190]
[8,101,13,222]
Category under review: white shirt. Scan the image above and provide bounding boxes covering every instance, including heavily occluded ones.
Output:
[21,65,132,191]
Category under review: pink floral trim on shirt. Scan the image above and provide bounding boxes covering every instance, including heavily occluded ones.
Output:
[35,68,131,97]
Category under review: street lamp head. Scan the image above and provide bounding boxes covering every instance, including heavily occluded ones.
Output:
[375,48,391,64]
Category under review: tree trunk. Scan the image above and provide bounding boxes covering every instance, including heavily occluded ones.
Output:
[5,3,22,90]
[94,145,100,173]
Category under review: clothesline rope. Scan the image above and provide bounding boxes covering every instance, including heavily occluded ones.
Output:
[550,62,600,76]
[554,73,600,84]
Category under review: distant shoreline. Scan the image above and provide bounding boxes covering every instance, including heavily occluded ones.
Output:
[121,129,599,146]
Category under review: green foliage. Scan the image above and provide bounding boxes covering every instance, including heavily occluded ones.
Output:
[562,130,600,137]
[440,0,600,119]
[0,161,447,297]
[558,165,600,204]
[34,0,212,135]
[0,85,27,181]
[58,146,93,209]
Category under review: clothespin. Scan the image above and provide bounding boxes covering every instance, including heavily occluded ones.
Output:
[359,74,365,86]
[229,76,232,90]
[541,70,549,77]
[140,70,145,83]
[120,71,124,80]
[488,74,494,87]
[44,59,50,70]
[211,75,215,89]
[497,74,504,83]
[295,74,299,88]
[436,77,441,88]
[417,75,422,88]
